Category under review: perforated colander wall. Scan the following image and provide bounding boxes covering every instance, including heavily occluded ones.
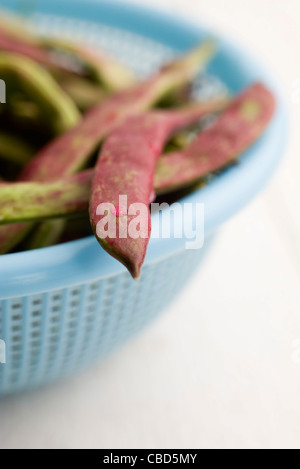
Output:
[0,247,209,395]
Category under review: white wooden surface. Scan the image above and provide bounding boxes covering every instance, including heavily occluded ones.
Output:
[0,0,300,449]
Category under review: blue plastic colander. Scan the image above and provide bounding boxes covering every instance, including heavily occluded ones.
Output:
[0,0,288,396]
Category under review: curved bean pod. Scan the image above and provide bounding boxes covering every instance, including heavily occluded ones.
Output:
[0,53,80,133]
[43,38,136,91]
[154,83,276,193]
[0,171,91,223]
[90,101,226,279]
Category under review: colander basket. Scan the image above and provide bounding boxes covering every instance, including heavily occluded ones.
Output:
[0,0,287,396]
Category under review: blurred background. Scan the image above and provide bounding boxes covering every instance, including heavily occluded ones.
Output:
[0,0,299,449]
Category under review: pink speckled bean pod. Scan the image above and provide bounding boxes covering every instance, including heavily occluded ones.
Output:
[90,101,227,279]
[155,83,276,194]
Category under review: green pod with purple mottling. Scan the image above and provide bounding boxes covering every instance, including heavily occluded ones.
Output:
[0,12,38,43]
[0,177,33,253]
[0,171,91,224]
[0,132,34,165]
[0,53,80,134]
[59,75,106,111]
[43,38,136,92]
[0,12,53,65]
[0,15,135,94]
[23,219,67,250]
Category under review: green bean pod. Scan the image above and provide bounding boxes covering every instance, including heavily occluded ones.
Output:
[0,131,34,165]
[0,52,80,134]
[59,75,106,111]
[0,12,51,64]
[23,219,68,250]
[43,38,136,91]
[0,171,91,224]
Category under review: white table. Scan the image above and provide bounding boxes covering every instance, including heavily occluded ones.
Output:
[0,0,300,449]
